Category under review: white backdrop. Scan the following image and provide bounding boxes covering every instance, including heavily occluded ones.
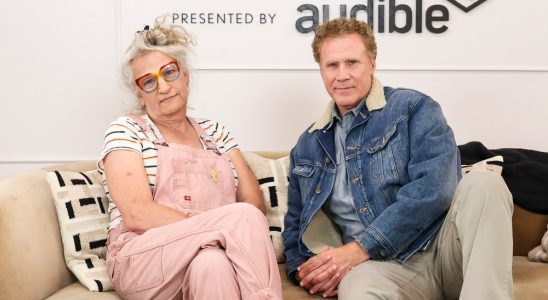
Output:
[1,0,547,177]
[121,0,548,70]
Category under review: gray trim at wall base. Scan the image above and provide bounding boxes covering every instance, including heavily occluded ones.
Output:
[0,159,95,164]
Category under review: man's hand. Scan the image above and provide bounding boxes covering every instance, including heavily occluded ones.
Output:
[297,247,340,297]
[297,242,370,297]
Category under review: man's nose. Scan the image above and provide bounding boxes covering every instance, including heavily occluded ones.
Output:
[336,66,350,81]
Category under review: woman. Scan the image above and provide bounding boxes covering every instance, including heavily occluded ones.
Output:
[98,19,282,300]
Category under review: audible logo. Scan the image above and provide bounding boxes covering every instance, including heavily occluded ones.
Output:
[295,0,488,34]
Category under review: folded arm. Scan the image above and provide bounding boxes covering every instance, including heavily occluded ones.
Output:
[229,149,266,214]
[103,150,187,234]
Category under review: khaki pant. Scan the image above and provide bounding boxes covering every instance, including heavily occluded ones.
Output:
[339,170,514,300]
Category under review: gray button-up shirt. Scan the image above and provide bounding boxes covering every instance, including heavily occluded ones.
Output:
[322,101,366,244]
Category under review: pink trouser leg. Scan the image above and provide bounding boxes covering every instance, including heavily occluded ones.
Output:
[108,203,282,300]
[183,247,240,300]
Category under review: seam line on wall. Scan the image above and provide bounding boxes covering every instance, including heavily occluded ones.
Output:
[191,67,548,72]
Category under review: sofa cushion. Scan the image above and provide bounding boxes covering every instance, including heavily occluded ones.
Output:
[45,282,120,300]
[513,256,548,299]
[45,264,320,300]
[242,152,290,263]
[46,170,113,292]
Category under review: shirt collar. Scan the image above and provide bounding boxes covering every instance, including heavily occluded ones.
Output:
[328,99,366,130]
[309,76,386,133]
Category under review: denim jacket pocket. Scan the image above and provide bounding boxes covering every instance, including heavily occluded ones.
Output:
[365,124,404,180]
[292,163,316,203]
[293,164,315,177]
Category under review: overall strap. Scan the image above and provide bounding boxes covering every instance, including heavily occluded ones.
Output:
[129,114,168,146]
[188,117,223,155]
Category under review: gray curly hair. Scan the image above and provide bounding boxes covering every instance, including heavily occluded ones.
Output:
[121,17,194,113]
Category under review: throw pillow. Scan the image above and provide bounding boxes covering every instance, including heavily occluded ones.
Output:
[242,152,290,263]
[46,170,113,292]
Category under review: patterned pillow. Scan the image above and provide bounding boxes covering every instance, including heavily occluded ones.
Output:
[46,170,113,292]
[242,152,290,263]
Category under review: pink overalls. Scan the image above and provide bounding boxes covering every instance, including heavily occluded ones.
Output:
[106,117,282,300]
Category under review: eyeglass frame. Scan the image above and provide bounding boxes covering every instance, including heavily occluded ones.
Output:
[134,60,181,93]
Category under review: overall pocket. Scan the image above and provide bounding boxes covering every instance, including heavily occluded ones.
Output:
[171,159,193,210]
[187,167,226,210]
[178,154,230,211]
[118,247,164,295]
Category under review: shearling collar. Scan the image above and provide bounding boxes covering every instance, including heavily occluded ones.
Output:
[308,76,386,133]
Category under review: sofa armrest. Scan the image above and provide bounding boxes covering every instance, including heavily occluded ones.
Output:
[0,161,96,299]
[513,205,548,256]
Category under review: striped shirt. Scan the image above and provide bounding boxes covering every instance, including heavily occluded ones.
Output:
[97,115,239,231]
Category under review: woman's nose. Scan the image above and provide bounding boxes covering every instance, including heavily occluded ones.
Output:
[157,77,171,93]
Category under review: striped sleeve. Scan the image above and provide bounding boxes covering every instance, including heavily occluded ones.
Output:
[97,116,143,171]
[196,119,239,153]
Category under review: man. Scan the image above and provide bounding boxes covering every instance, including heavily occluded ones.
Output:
[283,18,513,299]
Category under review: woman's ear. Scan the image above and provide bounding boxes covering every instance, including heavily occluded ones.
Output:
[183,71,189,87]
[134,89,145,106]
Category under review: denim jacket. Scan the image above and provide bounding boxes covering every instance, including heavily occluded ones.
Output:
[282,77,461,281]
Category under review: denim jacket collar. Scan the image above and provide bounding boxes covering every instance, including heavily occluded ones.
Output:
[308,76,386,133]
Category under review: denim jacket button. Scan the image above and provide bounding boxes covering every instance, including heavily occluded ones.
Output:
[346,145,357,151]
[325,157,331,164]
[315,186,321,194]
[359,206,368,213]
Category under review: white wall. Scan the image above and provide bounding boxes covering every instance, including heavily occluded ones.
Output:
[1,0,547,177]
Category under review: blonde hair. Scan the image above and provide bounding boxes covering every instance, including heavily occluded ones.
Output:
[120,17,194,113]
[312,18,377,63]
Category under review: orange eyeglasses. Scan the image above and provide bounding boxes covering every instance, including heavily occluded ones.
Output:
[134,60,181,93]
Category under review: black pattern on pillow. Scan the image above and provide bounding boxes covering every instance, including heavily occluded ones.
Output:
[46,170,113,292]
[242,152,289,263]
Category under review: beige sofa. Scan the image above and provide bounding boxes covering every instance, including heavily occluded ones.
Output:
[1,152,548,299]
